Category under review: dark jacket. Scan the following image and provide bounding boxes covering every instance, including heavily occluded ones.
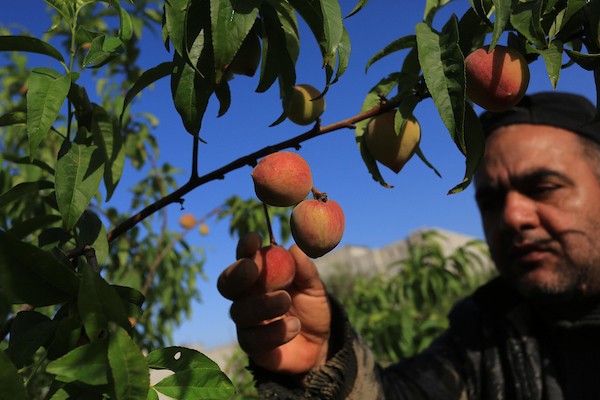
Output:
[250,277,600,399]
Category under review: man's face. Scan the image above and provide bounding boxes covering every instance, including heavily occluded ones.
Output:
[475,124,600,301]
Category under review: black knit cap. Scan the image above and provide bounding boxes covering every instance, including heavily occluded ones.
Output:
[479,92,600,144]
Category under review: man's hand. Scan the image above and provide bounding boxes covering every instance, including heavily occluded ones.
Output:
[217,233,331,375]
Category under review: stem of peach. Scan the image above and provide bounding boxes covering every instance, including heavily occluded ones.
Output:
[311,187,328,202]
[262,202,276,245]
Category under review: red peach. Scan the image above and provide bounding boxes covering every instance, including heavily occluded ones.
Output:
[465,45,530,112]
[253,245,296,291]
[251,152,313,207]
[290,197,345,258]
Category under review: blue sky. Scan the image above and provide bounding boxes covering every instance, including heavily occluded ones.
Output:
[2,1,598,349]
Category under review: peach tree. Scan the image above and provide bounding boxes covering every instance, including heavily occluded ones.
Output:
[1,0,600,399]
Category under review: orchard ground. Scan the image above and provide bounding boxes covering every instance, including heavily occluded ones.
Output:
[1,2,597,351]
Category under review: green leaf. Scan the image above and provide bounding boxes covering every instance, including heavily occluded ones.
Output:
[46,340,109,385]
[8,214,62,239]
[288,0,343,75]
[416,17,466,153]
[210,0,260,83]
[153,369,235,400]
[170,10,215,136]
[91,105,125,201]
[108,324,149,400]
[164,0,189,58]
[510,0,546,48]
[489,0,513,50]
[345,0,369,18]
[565,49,600,71]
[539,41,563,88]
[82,35,124,68]
[47,316,83,360]
[330,27,351,86]
[355,74,405,189]
[112,0,134,42]
[120,62,173,125]
[7,310,57,368]
[0,180,54,209]
[147,347,221,371]
[112,285,145,318]
[319,0,344,68]
[26,68,72,158]
[0,230,79,306]
[214,80,231,117]
[0,35,65,64]
[256,2,297,96]
[0,351,28,400]
[0,110,27,127]
[457,7,488,57]
[424,0,453,25]
[77,210,109,266]
[55,142,104,229]
[448,103,484,194]
[78,263,131,342]
[365,35,416,73]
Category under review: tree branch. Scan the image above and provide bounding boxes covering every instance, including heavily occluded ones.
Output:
[107,100,398,243]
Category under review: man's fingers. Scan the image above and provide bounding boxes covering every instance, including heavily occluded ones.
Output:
[289,244,326,293]
[237,316,300,355]
[217,258,260,300]
[230,290,292,328]
[236,232,262,259]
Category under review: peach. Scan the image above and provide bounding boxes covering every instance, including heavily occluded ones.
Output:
[251,152,313,207]
[285,84,326,126]
[229,32,261,77]
[179,213,196,229]
[464,45,530,112]
[290,197,345,258]
[253,245,296,291]
[365,111,421,173]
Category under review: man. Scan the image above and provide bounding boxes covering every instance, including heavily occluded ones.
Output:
[217,92,600,399]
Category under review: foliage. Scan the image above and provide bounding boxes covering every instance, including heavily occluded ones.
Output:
[0,0,599,398]
[327,230,495,366]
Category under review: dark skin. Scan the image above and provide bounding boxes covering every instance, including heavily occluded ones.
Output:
[217,123,600,379]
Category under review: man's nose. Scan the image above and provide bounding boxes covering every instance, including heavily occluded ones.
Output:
[501,191,538,232]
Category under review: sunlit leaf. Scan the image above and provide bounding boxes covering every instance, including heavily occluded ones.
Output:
[416,18,466,153]
[510,0,546,48]
[153,369,235,400]
[26,68,72,158]
[210,0,260,83]
[46,340,109,385]
[55,141,105,229]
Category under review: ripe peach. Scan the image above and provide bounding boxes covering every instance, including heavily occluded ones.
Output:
[464,45,530,112]
[199,224,209,235]
[285,84,326,126]
[229,32,261,77]
[290,197,345,258]
[251,152,313,207]
[253,245,296,291]
[179,213,196,229]
[365,111,421,173]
